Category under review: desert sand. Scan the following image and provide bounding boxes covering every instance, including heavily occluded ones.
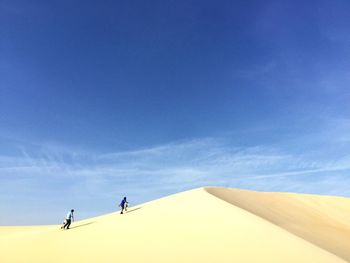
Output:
[206,187,350,262]
[1,187,349,263]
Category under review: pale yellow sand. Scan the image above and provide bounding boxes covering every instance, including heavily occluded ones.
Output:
[206,187,350,262]
[0,187,349,263]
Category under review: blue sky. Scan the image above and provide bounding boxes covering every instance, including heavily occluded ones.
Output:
[1,0,350,225]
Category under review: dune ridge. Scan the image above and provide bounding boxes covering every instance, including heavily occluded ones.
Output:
[0,187,349,263]
[205,186,350,262]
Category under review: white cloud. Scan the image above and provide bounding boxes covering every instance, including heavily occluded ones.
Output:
[1,136,349,185]
[1,133,350,224]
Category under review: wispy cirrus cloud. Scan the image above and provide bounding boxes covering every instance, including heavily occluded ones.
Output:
[1,135,349,188]
[1,119,350,225]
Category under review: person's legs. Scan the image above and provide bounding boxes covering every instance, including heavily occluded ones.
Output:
[120,205,124,214]
[66,219,71,229]
[63,219,71,229]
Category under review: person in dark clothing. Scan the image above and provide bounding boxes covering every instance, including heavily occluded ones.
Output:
[62,209,74,229]
[119,197,128,214]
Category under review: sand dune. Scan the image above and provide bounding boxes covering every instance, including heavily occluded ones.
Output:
[206,187,350,262]
[1,187,349,263]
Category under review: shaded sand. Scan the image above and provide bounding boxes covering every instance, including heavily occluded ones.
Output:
[0,187,349,263]
[206,187,350,262]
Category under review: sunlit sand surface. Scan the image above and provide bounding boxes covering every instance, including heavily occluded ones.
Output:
[1,187,349,262]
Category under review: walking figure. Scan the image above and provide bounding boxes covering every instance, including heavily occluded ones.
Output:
[61,209,74,230]
[119,197,128,214]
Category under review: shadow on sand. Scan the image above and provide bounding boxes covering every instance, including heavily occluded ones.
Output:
[125,207,142,214]
[70,222,95,229]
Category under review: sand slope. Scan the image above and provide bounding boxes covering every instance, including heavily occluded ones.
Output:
[206,187,350,262]
[0,187,349,263]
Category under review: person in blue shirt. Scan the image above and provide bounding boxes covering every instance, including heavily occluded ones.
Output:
[61,209,74,229]
[119,197,128,214]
